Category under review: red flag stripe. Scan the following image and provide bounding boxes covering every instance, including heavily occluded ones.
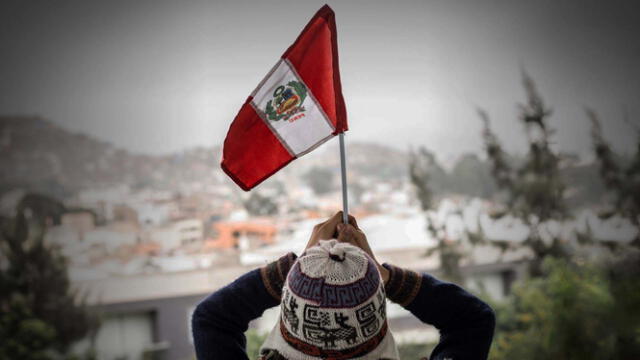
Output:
[283,5,347,134]
[220,97,295,191]
[283,57,335,132]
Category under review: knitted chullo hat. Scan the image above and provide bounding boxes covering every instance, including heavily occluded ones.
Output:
[260,239,399,360]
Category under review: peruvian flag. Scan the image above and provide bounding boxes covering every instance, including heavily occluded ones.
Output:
[220,5,348,191]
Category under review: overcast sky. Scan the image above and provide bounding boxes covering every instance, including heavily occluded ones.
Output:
[1,0,639,161]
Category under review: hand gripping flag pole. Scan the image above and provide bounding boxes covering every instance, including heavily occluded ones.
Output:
[339,133,349,224]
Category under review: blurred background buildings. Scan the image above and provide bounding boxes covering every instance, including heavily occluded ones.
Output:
[1,0,639,359]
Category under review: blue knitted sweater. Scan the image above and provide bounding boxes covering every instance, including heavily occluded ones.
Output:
[192,253,495,360]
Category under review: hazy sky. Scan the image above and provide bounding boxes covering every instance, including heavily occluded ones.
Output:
[1,0,639,161]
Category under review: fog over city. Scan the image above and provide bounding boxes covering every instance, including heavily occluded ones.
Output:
[2,2,640,360]
[2,0,639,159]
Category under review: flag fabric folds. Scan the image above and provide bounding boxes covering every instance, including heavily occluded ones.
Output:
[220,5,348,191]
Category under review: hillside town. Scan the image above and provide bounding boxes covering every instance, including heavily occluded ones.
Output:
[1,117,637,360]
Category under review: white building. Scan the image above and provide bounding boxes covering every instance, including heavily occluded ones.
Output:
[148,219,204,251]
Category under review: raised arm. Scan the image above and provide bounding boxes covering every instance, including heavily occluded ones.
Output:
[191,253,296,360]
[336,217,495,360]
[383,263,496,360]
[191,212,343,360]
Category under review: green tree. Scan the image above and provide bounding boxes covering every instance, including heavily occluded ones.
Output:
[0,296,56,360]
[409,148,465,283]
[244,192,279,217]
[478,72,570,276]
[0,194,98,359]
[490,253,640,360]
[587,109,640,247]
[245,329,268,360]
[450,154,496,198]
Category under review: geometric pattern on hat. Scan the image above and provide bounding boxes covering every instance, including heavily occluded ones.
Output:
[279,314,388,359]
[272,240,390,359]
[287,260,380,308]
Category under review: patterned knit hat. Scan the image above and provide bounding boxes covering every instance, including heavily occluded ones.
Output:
[260,239,399,360]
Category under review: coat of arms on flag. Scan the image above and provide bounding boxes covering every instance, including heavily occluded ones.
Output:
[264,81,307,122]
[220,5,348,191]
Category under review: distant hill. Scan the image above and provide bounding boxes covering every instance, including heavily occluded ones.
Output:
[0,117,415,194]
[289,142,411,181]
[0,117,222,196]
[0,116,606,207]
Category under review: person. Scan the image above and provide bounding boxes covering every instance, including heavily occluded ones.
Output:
[192,212,495,360]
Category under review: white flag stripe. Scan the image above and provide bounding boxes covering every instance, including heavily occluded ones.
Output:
[251,61,334,156]
[250,59,282,98]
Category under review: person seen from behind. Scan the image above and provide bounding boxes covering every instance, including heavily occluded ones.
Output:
[192,212,495,359]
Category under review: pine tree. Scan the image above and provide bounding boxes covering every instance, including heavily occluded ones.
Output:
[0,194,98,359]
[409,148,464,283]
[587,109,640,247]
[479,72,569,276]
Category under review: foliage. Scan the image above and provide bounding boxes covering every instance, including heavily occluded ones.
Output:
[409,148,436,210]
[0,296,56,360]
[0,194,98,359]
[478,72,571,276]
[482,72,569,222]
[490,254,640,360]
[587,109,640,246]
[409,148,465,283]
[244,192,279,217]
[478,109,514,194]
[405,146,603,205]
[407,73,640,359]
[449,154,496,198]
[245,329,268,360]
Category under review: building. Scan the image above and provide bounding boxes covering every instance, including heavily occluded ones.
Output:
[73,260,255,360]
[205,221,277,250]
[148,219,204,251]
[61,210,96,238]
[73,244,527,360]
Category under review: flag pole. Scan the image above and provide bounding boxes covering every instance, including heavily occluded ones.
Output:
[339,132,349,224]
